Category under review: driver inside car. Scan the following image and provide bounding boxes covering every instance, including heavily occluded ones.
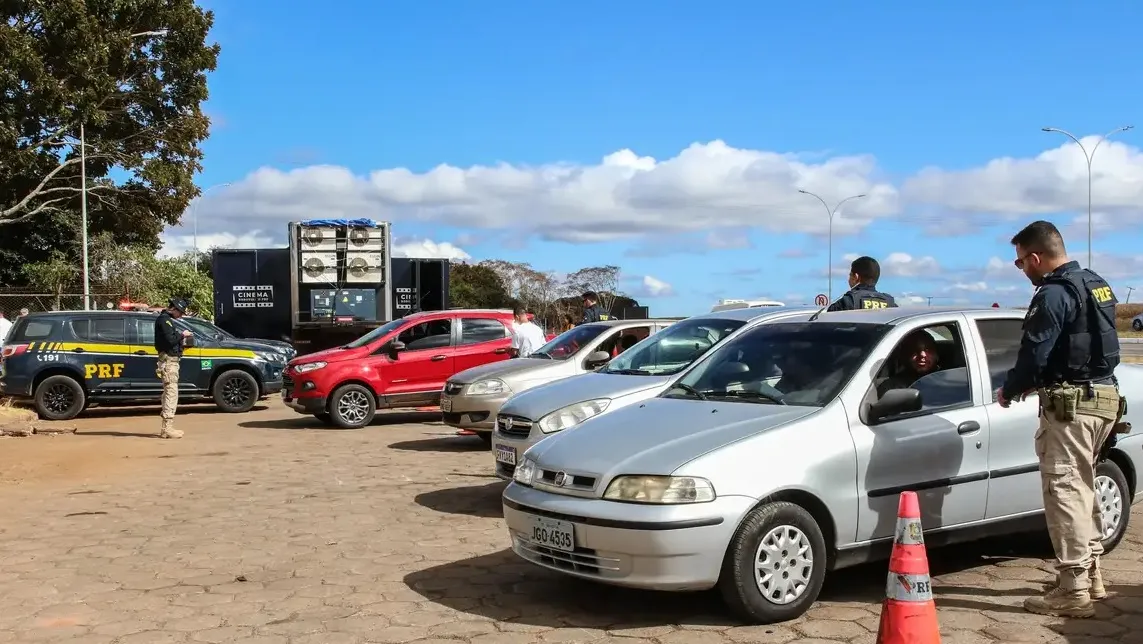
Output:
[876,329,941,396]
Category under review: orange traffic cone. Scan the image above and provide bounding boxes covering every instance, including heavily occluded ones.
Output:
[876,491,941,644]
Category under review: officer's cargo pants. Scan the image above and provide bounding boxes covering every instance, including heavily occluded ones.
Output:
[156,354,180,429]
[1035,387,1119,590]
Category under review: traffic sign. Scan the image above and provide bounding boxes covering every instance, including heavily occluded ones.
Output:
[815,293,829,306]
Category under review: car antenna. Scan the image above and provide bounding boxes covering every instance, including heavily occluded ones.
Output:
[807,306,827,322]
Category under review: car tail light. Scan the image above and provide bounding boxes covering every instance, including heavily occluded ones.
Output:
[1,344,28,359]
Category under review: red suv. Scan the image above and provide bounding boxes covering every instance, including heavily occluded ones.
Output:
[283,309,516,428]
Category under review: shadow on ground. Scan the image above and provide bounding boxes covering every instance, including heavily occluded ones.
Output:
[77,403,270,419]
[414,481,506,518]
[403,537,1060,628]
[388,433,490,452]
[238,410,441,431]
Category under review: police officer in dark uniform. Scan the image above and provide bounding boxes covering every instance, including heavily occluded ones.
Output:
[826,256,897,311]
[580,291,605,325]
[155,297,191,439]
[998,220,1124,618]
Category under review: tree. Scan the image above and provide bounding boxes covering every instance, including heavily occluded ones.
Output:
[479,260,570,328]
[449,262,511,310]
[0,1,221,285]
[566,265,624,315]
[22,252,80,310]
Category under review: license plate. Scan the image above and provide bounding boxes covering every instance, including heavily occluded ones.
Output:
[495,445,517,465]
[525,514,575,552]
[440,396,452,413]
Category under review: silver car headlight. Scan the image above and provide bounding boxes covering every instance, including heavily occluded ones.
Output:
[602,475,716,504]
[293,361,327,373]
[538,398,610,434]
[468,378,511,396]
[513,457,537,486]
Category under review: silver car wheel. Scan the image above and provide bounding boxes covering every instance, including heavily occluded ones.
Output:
[337,390,371,425]
[753,524,814,605]
[1096,474,1123,539]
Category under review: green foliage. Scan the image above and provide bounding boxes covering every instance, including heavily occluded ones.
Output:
[449,262,512,310]
[0,0,221,285]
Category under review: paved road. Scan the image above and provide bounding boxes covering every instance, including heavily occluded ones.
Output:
[1,402,1142,643]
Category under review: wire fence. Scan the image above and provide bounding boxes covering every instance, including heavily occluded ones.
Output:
[0,291,123,317]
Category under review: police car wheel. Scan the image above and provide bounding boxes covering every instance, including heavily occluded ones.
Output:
[34,375,86,421]
[1096,459,1131,554]
[212,370,259,413]
[718,501,827,624]
[328,384,376,429]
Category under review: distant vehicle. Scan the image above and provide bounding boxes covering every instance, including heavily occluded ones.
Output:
[710,298,785,313]
[490,306,816,480]
[282,309,516,429]
[441,319,676,446]
[0,311,285,420]
[503,307,1143,624]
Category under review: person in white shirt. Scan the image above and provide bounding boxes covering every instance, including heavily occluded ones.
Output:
[509,306,546,358]
[0,310,12,348]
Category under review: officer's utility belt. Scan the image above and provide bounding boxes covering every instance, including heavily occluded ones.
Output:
[1038,383,1130,434]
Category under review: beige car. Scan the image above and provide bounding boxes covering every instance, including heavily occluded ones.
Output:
[441,319,675,445]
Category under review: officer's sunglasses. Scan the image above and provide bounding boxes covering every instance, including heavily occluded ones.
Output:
[1014,251,1038,270]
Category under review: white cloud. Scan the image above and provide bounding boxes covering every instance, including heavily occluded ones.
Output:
[833,252,940,278]
[638,275,675,298]
[158,230,281,258]
[391,239,471,260]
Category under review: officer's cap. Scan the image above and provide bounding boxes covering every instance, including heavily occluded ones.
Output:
[168,297,189,314]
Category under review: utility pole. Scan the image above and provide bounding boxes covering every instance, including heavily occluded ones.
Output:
[1126,286,1135,304]
[797,190,866,302]
[80,123,89,311]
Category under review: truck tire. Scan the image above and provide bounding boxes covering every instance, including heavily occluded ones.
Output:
[328,384,377,429]
[34,375,87,421]
[212,370,259,413]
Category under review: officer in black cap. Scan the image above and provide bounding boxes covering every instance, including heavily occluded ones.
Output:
[826,256,897,311]
[154,297,192,439]
[580,291,606,325]
[999,220,1124,618]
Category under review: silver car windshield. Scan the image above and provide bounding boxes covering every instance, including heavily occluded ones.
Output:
[531,323,608,361]
[662,322,889,407]
[600,317,745,376]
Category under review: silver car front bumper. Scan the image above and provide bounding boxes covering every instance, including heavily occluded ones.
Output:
[501,481,754,591]
[440,392,510,432]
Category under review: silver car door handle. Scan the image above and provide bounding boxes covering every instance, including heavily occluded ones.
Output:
[957,421,981,435]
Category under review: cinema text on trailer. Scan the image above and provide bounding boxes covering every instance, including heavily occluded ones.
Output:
[233,285,275,308]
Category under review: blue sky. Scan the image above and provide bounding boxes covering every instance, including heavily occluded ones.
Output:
[176,0,1143,315]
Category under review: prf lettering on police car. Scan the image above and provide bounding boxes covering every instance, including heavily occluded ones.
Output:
[84,363,125,379]
[1093,286,1114,303]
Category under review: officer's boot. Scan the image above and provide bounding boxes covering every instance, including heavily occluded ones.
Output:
[1024,570,1095,618]
[1090,560,1107,600]
[159,419,183,439]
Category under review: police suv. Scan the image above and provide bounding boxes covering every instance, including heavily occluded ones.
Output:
[0,311,286,420]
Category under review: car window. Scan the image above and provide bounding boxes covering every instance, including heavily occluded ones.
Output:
[874,322,971,412]
[974,319,1023,398]
[8,319,56,342]
[132,318,156,346]
[602,318,744,376]
[76,317,127,343]
[594,326,652,358]
[459,318,508,346]
[664,322,889,407]
[533,323,609,361]
[398,319,452,351]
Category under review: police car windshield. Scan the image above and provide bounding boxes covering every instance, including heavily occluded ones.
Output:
[532,324,608,361]
[663,322,889,407]
[182,317,233,339]
[601,317,745,376]
[344,318,407,349]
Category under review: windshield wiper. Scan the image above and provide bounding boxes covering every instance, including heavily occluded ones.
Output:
[709,390,787,405]
[666,383,707,400]
[606,368,652,375]
[530,351,553,359]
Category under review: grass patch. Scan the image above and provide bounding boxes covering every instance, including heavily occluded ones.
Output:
[0,398,36,424]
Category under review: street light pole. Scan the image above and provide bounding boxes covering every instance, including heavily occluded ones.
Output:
[798,190,866,302]
[1040,125,1134,270]
[191,182,232,271]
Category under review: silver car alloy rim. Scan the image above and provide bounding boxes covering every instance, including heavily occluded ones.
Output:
[1095,474,1123,540]
[337,390,371,425]
[753,525,814,605]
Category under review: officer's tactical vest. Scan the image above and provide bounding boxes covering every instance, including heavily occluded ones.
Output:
[1041,268,1121,383]
[852,286,895,310]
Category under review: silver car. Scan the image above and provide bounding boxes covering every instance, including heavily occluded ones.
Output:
[441,319,676,444]
[491,306,817,479]
[502,307,1143,624]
